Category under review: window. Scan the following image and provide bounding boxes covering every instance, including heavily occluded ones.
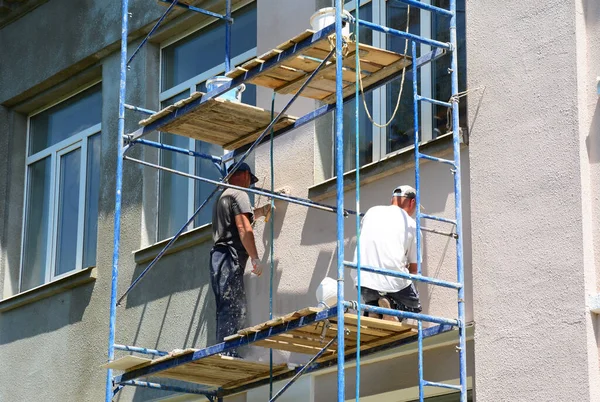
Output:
[158,2,257,240]
[21,83,102,292]
[327,0,466,178]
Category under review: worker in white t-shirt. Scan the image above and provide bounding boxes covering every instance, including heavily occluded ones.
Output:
[351,185,422,322]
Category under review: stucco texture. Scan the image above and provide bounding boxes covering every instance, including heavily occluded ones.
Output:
[467,0,599,400]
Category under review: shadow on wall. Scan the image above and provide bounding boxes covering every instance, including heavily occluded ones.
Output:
[0,282,94,344]
[585,102,600,163]
[125,242,213,308]
[124,243,216,351]
[584,0,599,28]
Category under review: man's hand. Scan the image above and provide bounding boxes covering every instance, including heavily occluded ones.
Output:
[254,204,273,220]
[251,258,263,276]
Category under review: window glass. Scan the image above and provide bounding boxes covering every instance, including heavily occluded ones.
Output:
[29,85,102,155]
[386,0,422,153]
[22,157,52,291]
[22,84,102,292]
[340,1,373,173]
[83,133,101,268]
[161,3,257,90]
[158,3,258,240]
[55,148,82,276]
[158,91,193,240]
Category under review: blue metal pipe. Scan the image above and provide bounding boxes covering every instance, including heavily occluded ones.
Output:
[419,153,456,167]
[344,262,462,290]
[422,213,456,225]
[124,156,360,217]
[416,95,452,108]
[354,1,362,401]
[393,0,454,16]
[411,40,425,402]
[225,0,232,73]
[344,302,459,326]
[158,0,233,21]
[117,49,336,304]
[127,0,178,66]
[124,104,157,115]
[268,91,276,399]
[113,385,124,397]
[106,0,129,400]
[334,2,346,401]
[422,381,462,391]
[121,380,218,396]
[270,338,337,402]
[449,0,468,399]
[114,344,168,356]
[131,139,222,163]
[357,19,451,49]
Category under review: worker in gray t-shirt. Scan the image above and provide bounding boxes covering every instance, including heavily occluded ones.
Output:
[209,162,271,357]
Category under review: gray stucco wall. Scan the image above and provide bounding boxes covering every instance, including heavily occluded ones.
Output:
[467,0,599,400]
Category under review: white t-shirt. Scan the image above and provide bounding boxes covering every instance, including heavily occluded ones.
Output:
[351,205,418,292]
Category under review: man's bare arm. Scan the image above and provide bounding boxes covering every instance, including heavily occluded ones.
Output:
[408,263,418,275]
[235,213,259,260]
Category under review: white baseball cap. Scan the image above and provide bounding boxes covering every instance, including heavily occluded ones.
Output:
[392,185,417,199]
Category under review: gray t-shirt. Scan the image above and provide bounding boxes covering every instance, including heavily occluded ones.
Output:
[212,188,254,257]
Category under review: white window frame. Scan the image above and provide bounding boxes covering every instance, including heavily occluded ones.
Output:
[20,81,102,292]
[157,3,257,238]
[340,0,435,168]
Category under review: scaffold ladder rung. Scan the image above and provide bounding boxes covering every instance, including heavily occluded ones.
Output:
[418,153,456,167]
[416,95,452,108]
[394,0,454,16]
[422,381,462,391]
[421,213,457,225]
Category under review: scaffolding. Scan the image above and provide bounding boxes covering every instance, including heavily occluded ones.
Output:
[105,0,467,401]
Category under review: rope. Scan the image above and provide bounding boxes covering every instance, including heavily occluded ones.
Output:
[356,6,411,128]
[446,86,486,132]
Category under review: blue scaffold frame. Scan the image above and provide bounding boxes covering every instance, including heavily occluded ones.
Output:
[106,0,467,401]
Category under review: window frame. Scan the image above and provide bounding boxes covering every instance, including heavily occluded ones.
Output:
[156,2,258,240]
[20,81,102,292]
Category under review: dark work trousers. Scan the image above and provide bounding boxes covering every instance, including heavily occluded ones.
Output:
[209,245,248,354]
[360,284,422,318]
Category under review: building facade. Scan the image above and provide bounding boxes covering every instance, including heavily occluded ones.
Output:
[0,0,598,401]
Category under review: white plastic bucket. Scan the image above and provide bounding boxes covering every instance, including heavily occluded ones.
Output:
[316,277,338,309]
[310,7,352,37]
[206,75,246,103]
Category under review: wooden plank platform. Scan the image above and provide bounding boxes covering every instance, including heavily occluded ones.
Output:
[226,30,411,103]
[233,307,417,363]
[138,92,297,148]
[111,307,417,390]
[107,348,291,390]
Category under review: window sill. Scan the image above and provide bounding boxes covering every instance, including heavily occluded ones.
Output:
[134,223,213,265]
[0,266,97,313]
[309,132,462,202]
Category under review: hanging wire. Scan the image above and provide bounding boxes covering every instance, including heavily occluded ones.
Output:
[355,5,411,128]
[354,1,362,401]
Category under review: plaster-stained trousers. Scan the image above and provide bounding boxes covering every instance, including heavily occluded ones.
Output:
[209,245,248,355]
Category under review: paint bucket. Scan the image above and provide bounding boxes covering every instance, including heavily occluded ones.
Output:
[206,75,246,103]
[316,277,338,309]
[310,7,352,37]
